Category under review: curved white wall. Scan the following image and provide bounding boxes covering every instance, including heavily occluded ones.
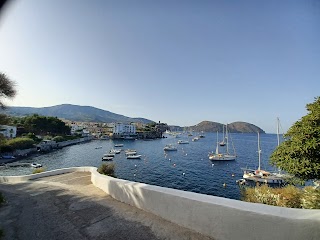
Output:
[1,167,320,240]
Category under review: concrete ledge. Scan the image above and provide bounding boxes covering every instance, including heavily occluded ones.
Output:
[1,167,320,240]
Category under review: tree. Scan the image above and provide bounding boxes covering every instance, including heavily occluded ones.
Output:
[270,97,320,181]
[0,73,16,109]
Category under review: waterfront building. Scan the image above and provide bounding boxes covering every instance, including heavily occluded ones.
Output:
[0,125,17,138]
[113,123,136,135]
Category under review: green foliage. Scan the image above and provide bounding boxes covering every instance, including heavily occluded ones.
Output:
[98,163,116,177]
[23,114,71,136]
[5,137,35,150]
[0,114,11,125]
[25,133,41,143]
[52,136,65,142]
[270,96,320,181]
[32,167,45,174]
[300,186,320,209]
[242,185,320,209]
[0,72,16,109]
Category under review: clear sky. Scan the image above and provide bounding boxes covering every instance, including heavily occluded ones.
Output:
[0,0,319,133]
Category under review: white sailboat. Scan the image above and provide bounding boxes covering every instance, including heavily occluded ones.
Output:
[242,132,285,185]
[209,124,236,161]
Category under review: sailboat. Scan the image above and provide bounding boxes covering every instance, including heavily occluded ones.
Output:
[209,124,236,161]
[242,131,285,185]
[219,124,226,146]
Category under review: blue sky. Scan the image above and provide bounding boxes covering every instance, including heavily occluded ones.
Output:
[0,0,319,133]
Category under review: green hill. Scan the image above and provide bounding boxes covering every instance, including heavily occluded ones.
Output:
[5,104,153,124]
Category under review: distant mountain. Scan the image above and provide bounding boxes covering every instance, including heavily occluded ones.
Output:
[5,104,154,124]
[173,121,265,133]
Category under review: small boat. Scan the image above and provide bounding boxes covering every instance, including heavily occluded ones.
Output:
[102,156,113,161]
[122,136,135,140]
[1,155,16,159]
[163,144,177,151]
[126,154,142,159]
[177,140,189,144]
[192,137,200,141]
[114,144,124,147]
[95,146,102,149]
[30,163,42,168]
[125,149,137,154]
[110,149,121,154]
[104,153,115,157]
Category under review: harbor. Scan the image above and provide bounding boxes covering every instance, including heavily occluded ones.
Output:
[0,132,282,200]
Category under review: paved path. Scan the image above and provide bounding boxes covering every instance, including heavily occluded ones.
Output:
[0,172,214,240]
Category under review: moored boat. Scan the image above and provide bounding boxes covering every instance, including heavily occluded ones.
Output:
[126,154,142,159]
[241,132,286,185]
[163,144,178,151]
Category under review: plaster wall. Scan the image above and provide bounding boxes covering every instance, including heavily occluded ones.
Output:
[1,167,319,240]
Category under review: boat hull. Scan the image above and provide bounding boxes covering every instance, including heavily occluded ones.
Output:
[209,154,236,161]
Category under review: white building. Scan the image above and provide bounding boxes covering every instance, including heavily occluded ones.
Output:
[113,123,136,135]
[0,125,17,139]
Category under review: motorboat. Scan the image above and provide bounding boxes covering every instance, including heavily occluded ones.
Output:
[125,149,137,155]
[192,137,200,141]
[104,153,115,157]
[30,163,42,168]
[126,154,142,159]
[102,156,113,161]
[163,144,177,151]
[114,144,124,147]
[177,140,189,144]
[110,149,121,154]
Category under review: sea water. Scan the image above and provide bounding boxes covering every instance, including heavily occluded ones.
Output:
[0,133,280,200]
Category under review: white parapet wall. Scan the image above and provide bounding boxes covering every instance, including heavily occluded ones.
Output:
[1,167,320,240]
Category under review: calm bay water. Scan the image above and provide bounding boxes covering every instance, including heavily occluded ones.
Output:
[0,133,280,200]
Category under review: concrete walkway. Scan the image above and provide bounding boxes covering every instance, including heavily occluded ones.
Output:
[0,172,214,240]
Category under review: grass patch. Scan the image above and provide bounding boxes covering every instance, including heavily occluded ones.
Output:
[32,167,45,174]
[242,185,320,209]
[98,163,116,177]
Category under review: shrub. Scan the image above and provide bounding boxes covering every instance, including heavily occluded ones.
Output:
[32,168,45,174]
[5,137,35,150]
[241,185,320,209]
[301,187,320,209]
[52,136,65,142]
[98,163,116,177]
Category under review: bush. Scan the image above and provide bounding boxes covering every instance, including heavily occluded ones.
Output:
[32,168,45,174]
[98,163,116,177]
[301,186,320,209]
[52,136,65,142]
[241,185,320,209]
[5,137,35,150]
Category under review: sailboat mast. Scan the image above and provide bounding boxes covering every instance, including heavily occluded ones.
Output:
[258,131,261,171]
[276,117,280,146]
[226,124,229,154]
[215,131,219,154]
